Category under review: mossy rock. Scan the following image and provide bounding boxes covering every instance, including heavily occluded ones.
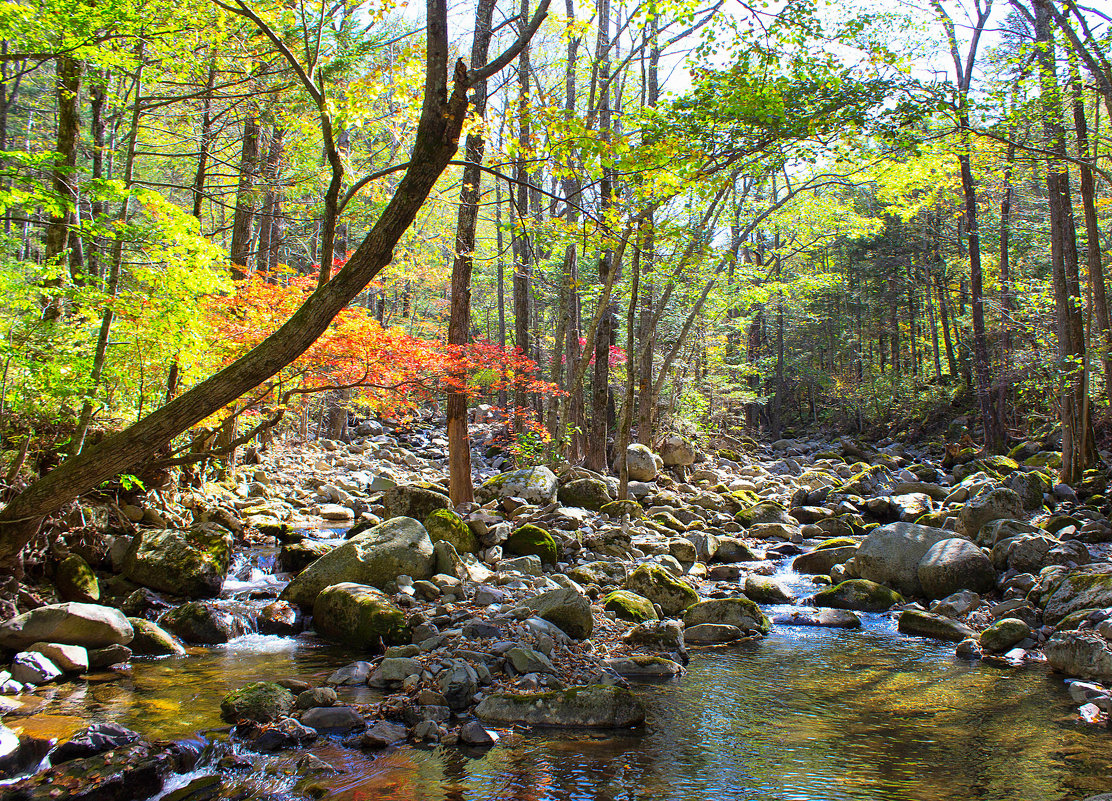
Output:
[1043,515,1081,534]
[683,597,770,635]
[55,554,99,603]
[897,609,974,642]
[601,500,643,519]
[812,579,904,613]
[623,564,699,616]
[652,511,687,532]
[312,582,407,649]
[735,500,790,527]
[815,537,857,551]
[730,490,761,508]
[382,485,451,521]
[1052,608,1102,632]
[979,618,1031,653]
[558,477,612,511]
[842,464,896,496]
[603,590,658,623]
[716,450,741,462]
[220,681,295,723]
[127,617,186,655]
[424,509,478,554]
[122,526,233,599]
[1024,452,1063,470]
[506,524,558,564]
[1042,566,1112,625]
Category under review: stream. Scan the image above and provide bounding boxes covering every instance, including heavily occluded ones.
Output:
[19,556,1112,801]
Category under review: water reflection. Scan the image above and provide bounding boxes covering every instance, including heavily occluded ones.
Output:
[43,616,1112,800]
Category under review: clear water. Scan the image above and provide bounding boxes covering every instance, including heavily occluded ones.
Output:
[24,561,1112,801]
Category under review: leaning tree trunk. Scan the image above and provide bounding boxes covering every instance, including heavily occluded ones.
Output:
[0,0,551,569]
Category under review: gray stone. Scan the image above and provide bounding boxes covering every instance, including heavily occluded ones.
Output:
[659,435,697,467]
[300,705,365,730]
[459,720,500,746]
[955,488,1023,539]
[979,618,1031,653]
[281,517,434,607]
[623,444,660,482]
[683,623,743,644]
[854,522,957,597]
[327,660,373,685]
[476,467,559,505]
[897,610,976,642]
[1046,631,1112,682]
[792,545,857,575]
[520,588,593,639]
[917,538,995,599]
[506,646,555,674]
[684,598,769,635]
[297,687,337,709]
[0,603,133,650]
[10,651,62,685]
[25,642,88,673]
[475,684,645,727]
[122,526,233,598]
[369,657,423,686]
[360,720,407,748]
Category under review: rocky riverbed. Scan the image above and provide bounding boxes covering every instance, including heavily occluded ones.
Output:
[4,420,1112,800]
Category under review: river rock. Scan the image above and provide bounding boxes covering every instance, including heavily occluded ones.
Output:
[660,434,697,467]
[220,681,296,723]
[624,444,660,481]
[0,602,133,650]
[281,517,434,607]
[158,601,247,644]
[955,488,1023,539]
[327,660,373,685]
[459,720,499,746]
[297,687,337,709]
[744,575,794,604]
[793,545,858,575]
[312,582,407,649]
[48,723,141,765]
[772,608,861,629]
[684,623,743,643]
[623,564,699,616]
[604,655,685,678]
[382,484,451,520]
[127,618,186,655]
[10,651,62,685]
[279,539,334,574]
[55,554,100,603]
[425,509,478,554]
[623,619,685,652]
[812,579,904,612]
[558,477,612,511]
[122,525,233,598]
[684,598,769,634]
[475,684,645,727]
[1046,630,1112,682]
[715,538,761,562]
[505,524,558,564]
[300,705,365,730]
[975,518,1041,548]
[1041,565,1112,625]
[736,500,793,527]
[916,538,995,599]
[853,522,956,596]
[476,466,559,505]
[897,610,975,642]
[26,642,88,673]
[979,618,1031,653]
[603,590,658,622]
[361,720,408,749]
[521,588,594,639]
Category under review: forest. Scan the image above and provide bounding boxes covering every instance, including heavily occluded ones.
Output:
[1,0,1112,799]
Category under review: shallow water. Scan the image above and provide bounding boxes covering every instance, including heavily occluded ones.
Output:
[26,559,1112,801]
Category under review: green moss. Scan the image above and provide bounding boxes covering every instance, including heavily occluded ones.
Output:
[815,537,857,551]
[812,579,904,613]
[603,590,658,622]
[652,511,687,532]
[1043,515,1081,534]
[624,563,699,616]
[1025,452,1063,469]
[1052,608,1101,632]
[734,500,787,527]
[506,524,558,564]
[56,554,99,602]
[220,681,295,723]
[313,583,407,649]
[424,508,478,554]
[601,500,643,519]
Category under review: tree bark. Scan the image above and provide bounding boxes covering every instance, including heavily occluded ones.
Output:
[229,105,260,277]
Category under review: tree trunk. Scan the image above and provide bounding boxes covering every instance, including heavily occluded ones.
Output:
[446,0,496,505]
[191,60,216,220]
[44,56,82,304]
[229,106,260,277]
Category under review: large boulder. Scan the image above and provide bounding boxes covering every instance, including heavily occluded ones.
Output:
[520,588,593,639]
[916,538,995,599]
[735,500,793,527]
[475,684,645,728]
[623,444,660,481]
[312,582,407,649]
[979,618,1031,653]
[975,518,1041,548]
[220,681,295,723]
[1004,470,1051,510]
[659,435,697,467]
[623,564,699,616]
[1041,565,1112,625]
[0,603,133,650]
[1045,630,1112,681]
[853,522,956,597]
[382,484,451,520]
[558,478,612,511]
[127,618,186,655]
[424,509,478,554]
[122,525,233,598]
[811,579,904,612]
[683,598,769,635]
[476,466,559,505]
[280,517,433,608]
[955,487,1023,539]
